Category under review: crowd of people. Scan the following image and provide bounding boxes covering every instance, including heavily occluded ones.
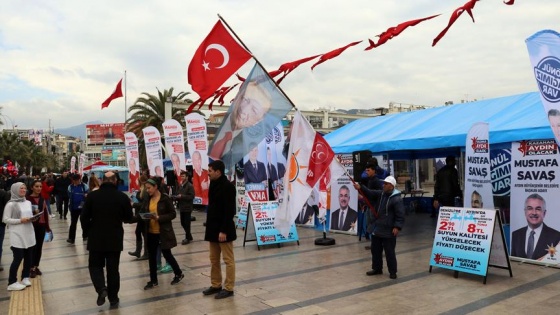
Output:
[0,162,238,308]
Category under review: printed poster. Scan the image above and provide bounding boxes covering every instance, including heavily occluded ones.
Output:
[250,201,299,246]
[430,207,497,276]
[510,139,560,264]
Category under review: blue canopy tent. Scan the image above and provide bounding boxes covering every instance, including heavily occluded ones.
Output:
[325,92,553,159]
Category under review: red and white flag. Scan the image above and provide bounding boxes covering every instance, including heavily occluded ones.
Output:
[306,133,335,188]
[274,111,316,236]
[188,20,252,103]
[101,79,123,109]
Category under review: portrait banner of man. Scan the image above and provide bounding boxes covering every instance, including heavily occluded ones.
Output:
[124,132,140,193]
[510,140,560,264]
[163,119,186,184]
[329,177,358,235]
[207,62,293,170]
[142,126,164,178]
[186,113,210,205]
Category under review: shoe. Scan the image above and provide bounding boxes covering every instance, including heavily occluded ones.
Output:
[64,217,67,220]
[181,239,191,245]
[390,273,397,279]
[109,298,119,309]
[66,239,74,244]
[83,237,88,243]
[365,246,371,250]
[128,251,140,258]
[144,281,158,290]
[366,269,383,276]
[35,267,42,276]
[0,266,3,271]
[7,282,26,291]
[30,268,37,278]
[96,288,107,306]
[171,273,184,285]
[59,216,63,219]
[50,214,56,218]
[160,264,173,274]
[22,278,32,287]
[137,254,149,261]
[215,289,234,299]
[202,286,222,295]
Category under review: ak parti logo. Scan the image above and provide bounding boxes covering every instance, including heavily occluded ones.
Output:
[518,140,558,157]
[470,137,489,153]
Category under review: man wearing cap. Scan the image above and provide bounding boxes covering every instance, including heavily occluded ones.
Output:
[354,176,405,279]
[67,173,89,244]
[81,171,133,308]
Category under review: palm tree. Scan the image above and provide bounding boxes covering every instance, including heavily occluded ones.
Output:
[125,88,195,170]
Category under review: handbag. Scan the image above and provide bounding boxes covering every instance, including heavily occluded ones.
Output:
[44,231,54,242]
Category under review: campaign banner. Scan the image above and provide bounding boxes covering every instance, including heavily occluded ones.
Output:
[70,156,76,173]
[125,132,140,193]
[163,119,186,183]
[78,153,86,176]
[243,140,269,202]
[526,30,560,145]
[235,178,249,229]
[509,139,560,263]
[464,122,494,210]
[430,207,497,276]
[142,126,164,178]
[328,173,358,235]
[490,148,511,196]
[85,123,125,145]
[185,113,209,205]
[264,123,286,202]
[250,201,299,246]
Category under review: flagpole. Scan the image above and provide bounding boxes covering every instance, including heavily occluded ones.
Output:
[217,14,298,110]
[124,70,128,123]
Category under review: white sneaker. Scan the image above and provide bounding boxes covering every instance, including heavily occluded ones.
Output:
[22,278,32,287]
[7,282,26,291]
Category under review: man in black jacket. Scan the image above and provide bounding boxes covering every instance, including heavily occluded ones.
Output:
[202,160,236,299]
[81,172,133,308]
[54,171,71,219]
[355,176,405,280]
[433,156,462,217]
[174,171,195,245]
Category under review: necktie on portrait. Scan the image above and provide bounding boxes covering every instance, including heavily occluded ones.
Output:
[526,230,535,258]
[253,163,257,171]
[339,211,345,230]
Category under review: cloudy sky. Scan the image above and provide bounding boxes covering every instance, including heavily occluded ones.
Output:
[0,0,556,130]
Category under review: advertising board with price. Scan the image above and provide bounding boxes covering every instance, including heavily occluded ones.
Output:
[250,201,299,246]
[430,207,497,276]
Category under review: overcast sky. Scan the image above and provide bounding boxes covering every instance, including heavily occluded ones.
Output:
[0,0,556,130]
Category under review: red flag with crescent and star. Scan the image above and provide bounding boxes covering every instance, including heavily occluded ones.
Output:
[187,20,252,104]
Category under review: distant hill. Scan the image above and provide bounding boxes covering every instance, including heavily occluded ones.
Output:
[55,120,103,139]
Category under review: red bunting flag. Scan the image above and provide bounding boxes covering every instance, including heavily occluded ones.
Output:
[432,0,479,47]
[311,41,362,70]
[101,79,123,109]
[187,21,252,106]
[365,14,440,50]
[272,54,320,83]
[503,0,514,4]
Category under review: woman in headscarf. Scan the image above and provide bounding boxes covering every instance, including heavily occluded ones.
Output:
[2,182,36,291]
[26,179,51,278]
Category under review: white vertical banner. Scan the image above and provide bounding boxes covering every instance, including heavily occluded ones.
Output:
[125,132,140,192]
[142,126,164,178]
[526,30,560,145]
[78,153,86,176]
[185,113,209,205]
[464,122,494,210]
[70,156,76,173]
[163,119,186,183]
[510,139,560,264]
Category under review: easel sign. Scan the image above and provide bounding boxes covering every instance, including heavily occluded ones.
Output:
[243,201,299,250]
[429,207,512,284]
